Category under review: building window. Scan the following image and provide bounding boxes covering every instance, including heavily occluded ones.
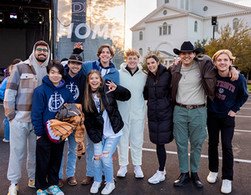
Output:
[159,23,171,35]
[159,27,162,36]
[180,0,188,10]
[165,0,169,3]
[139,31,143,40]
[163,22,167,35]
[163,10,167,15]
[203,6,208,11]
[194,21,198,32]
[168,25,171,34]
[233,18,239,30]
[139,48,143,56]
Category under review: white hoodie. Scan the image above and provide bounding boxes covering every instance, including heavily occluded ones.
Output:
[117,63,147,122]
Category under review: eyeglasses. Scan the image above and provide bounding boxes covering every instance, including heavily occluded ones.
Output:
[36,48,48,52]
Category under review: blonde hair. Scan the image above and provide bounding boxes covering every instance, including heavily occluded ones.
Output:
[125,49,140,58]
[83,70,105,113]
[212,49,236,63]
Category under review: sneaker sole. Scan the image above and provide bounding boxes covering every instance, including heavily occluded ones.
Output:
[47,191,64,195]
[117,173,127,178]
[135,175,144,179]
[148,178,165,184]
[134,171,144,179]
[28,184,36,188]
[101,186,115,195]
[207,177,218,184]
[90,189,99,194]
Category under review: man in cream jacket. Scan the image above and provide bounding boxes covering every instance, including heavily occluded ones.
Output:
[117,49,147,178]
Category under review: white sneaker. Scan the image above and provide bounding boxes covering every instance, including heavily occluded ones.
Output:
[117,166,127,177]
[221,179,232,194]
[207,171,218,183]
[101,182,115,195]
[134,166,144,178]
[7,184,19,195]
[148,170,166,184]
[90,181,101,194]
[2,138,9,143]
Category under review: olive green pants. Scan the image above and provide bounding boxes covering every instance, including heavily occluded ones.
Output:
[173,106,207,173]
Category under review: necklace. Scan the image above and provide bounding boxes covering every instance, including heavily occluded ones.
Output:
[182,64,193,81]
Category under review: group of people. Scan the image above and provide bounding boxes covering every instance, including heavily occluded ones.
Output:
[2,39,248,195]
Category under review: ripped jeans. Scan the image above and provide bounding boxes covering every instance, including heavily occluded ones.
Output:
[93,136,120,183]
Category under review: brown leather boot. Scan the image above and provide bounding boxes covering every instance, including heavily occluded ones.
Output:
[58,179,63,188]
[81,176,94,185]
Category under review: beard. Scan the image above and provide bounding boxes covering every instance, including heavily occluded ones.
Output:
[36,55,47,63]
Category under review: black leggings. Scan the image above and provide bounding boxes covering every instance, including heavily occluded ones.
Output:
[156,144,166,171]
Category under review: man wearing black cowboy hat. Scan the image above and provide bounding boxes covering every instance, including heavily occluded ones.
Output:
[58,53,86,188]
[169,41,238,189]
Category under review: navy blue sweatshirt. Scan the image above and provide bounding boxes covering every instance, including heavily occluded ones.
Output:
[31,75,74,136]
[208,73,249,115]
[64,66,86,103]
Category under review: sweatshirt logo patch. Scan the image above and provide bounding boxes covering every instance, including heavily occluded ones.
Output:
[66,82,79,100]
[195,72,201,78]
[48,92,64,112]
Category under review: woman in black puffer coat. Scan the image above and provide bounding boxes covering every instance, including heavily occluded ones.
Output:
[143,54,173,184]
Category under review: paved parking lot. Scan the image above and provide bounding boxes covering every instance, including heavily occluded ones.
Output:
[0,93,250,195]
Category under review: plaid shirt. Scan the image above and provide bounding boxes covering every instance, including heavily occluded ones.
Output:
[4,60,40,122]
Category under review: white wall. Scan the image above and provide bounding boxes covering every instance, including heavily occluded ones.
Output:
[157,0,178,8]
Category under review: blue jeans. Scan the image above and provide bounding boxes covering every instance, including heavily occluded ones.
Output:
[4,116,10,141]
[59,132,78,179]
[93,136,120,183]
[85,134,94,177]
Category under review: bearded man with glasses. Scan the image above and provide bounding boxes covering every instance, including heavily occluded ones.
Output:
[4,40,50,195]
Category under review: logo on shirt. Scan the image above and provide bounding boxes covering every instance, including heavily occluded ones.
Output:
[219,88,224,94]
[66,82,79,100]
[216,80,235,92]
[195,72,201,78]
[48,92,64,112]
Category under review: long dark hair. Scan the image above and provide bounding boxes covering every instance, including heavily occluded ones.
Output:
[84,70,105,113]
[145,54,161,86]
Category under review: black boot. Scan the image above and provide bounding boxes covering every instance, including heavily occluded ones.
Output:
[173,172,190,187]
[191,172,203,188]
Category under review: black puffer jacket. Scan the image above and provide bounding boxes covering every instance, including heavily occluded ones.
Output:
[144,64,173,145]
[84,85,131,143]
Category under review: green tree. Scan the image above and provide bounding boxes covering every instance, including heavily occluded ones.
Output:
[194,39,207,54]
[204,22,251,80]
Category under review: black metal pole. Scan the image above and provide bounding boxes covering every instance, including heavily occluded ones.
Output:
[51,0,55,59]
[213,25,215,40]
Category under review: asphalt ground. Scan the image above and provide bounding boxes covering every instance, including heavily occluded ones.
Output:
[0,92,251,195]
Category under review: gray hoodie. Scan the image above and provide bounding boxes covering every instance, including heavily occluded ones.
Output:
[28,41,50,86]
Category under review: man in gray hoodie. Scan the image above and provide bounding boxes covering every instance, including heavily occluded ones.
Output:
[4,40,50,195]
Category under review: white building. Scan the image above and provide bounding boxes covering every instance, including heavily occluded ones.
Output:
[131,0,251,66]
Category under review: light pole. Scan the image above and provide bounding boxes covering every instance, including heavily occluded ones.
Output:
[211,16,217,39]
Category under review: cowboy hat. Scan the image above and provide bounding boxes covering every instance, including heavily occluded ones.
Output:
[173,41,202,55]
